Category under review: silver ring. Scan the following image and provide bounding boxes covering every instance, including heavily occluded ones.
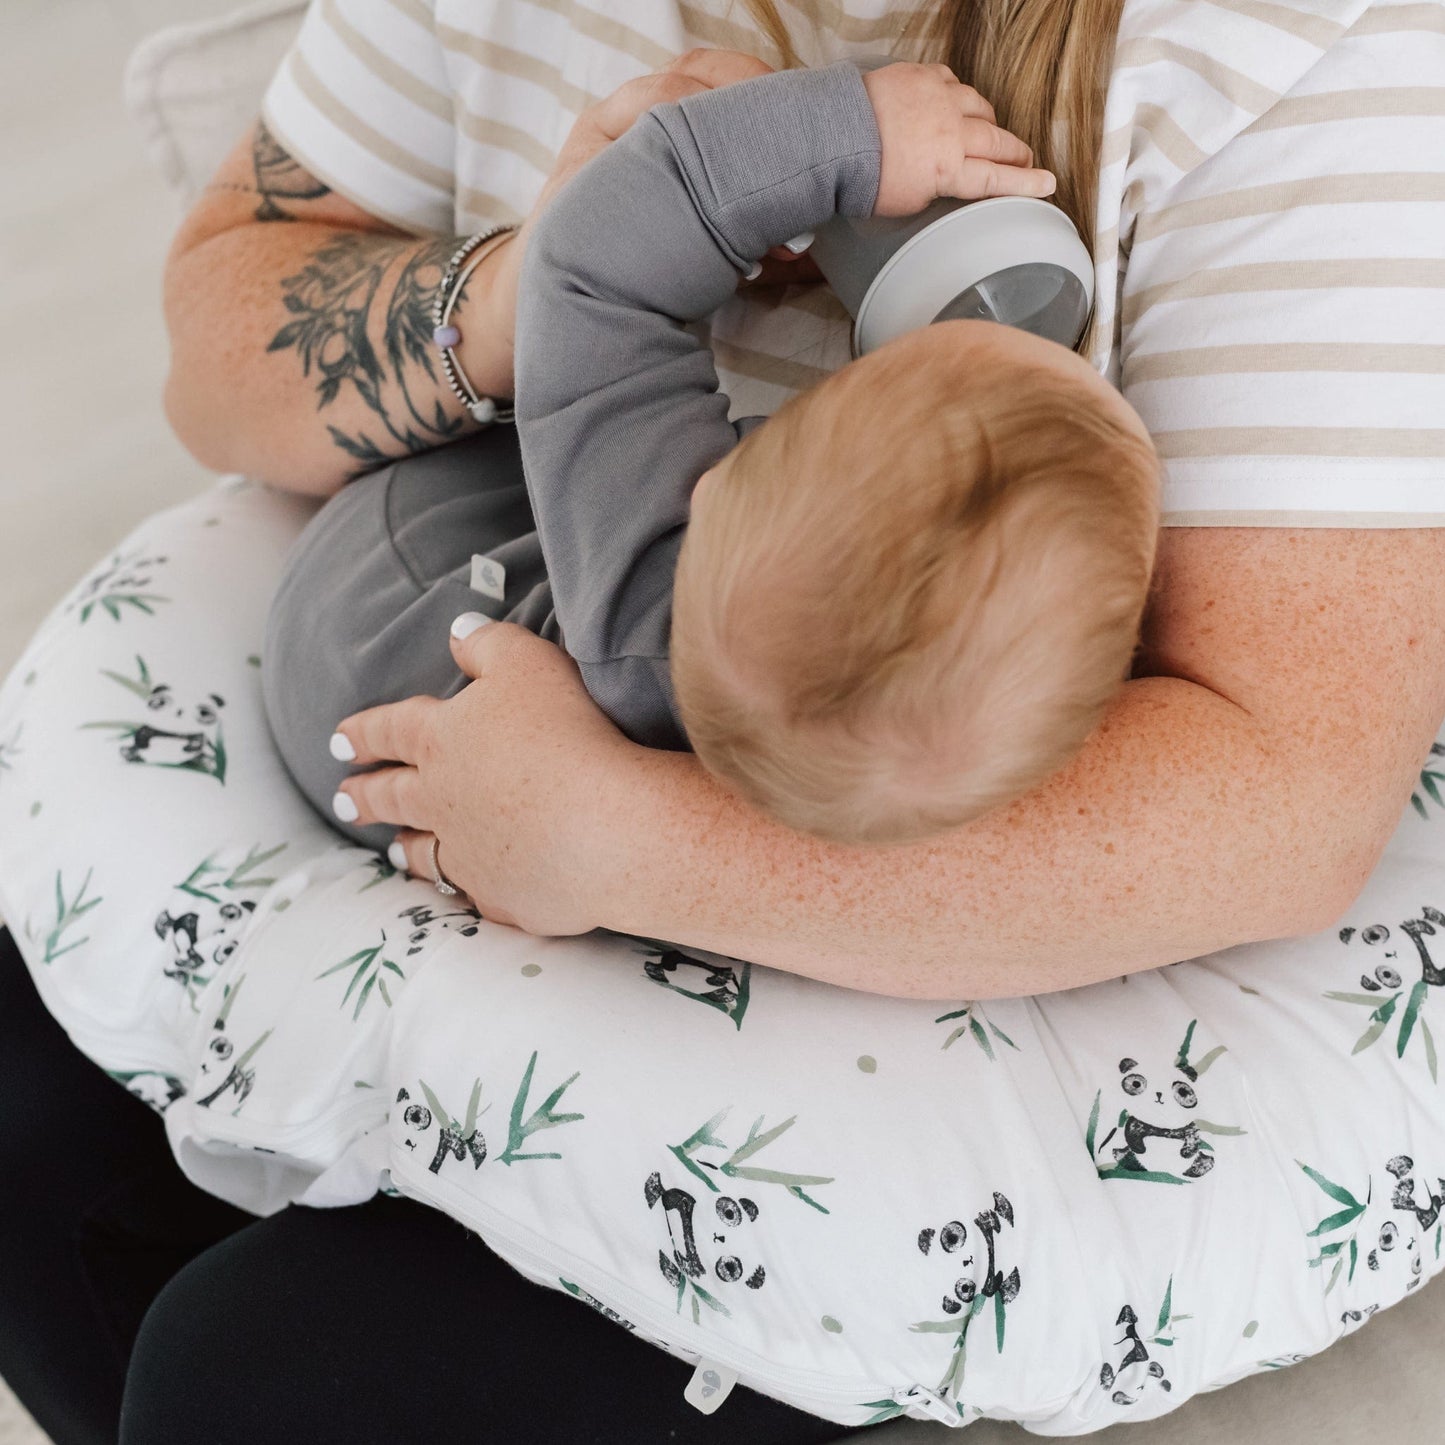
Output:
[429,835,460,897]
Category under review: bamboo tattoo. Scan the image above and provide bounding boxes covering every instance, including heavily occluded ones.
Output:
[251,120,332,221]
[268,235,472,470]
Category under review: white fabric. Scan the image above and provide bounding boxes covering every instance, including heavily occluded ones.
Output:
[124,0,308,208]
[259,0,1445,522]
[5,480,1445,1431]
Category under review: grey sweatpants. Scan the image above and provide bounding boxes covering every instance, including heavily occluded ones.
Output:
[261,426,555,852]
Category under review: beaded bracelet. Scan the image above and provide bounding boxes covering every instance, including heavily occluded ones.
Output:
[431,224,520,426]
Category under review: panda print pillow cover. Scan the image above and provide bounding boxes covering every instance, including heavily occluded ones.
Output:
[3,477,1445,1432]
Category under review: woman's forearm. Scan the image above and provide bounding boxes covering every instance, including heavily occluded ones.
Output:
[162,122,517,495]
[603,675,1363,999]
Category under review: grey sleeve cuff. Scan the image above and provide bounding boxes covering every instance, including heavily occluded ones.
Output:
[649,59,882,269]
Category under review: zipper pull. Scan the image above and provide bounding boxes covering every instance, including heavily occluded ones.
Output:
[894,1383,963,1425]
[684,1359,739,1415]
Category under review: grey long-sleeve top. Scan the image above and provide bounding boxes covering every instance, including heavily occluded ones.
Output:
[512,60,881,751]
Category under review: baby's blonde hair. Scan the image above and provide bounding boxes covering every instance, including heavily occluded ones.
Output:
[671,324,1160,845]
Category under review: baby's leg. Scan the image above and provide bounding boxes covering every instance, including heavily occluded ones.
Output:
[261,426,551,852]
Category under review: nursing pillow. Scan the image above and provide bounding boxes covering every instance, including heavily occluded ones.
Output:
[4,478,1445,1432]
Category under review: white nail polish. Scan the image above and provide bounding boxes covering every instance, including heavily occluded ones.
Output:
[332,791,359,822]
[329,732,356,762]
[783,231,814,254]
[742,260,763,281]
[451,611,492,640]
[387,840,408,871]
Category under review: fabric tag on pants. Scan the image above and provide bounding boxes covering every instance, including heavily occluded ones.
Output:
[469,554,506,602]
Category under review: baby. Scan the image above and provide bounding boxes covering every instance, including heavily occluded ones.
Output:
[263,59,1159,853]
[511,58,1160,844]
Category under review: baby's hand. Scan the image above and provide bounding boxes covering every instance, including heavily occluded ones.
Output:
[861,63,1056,216]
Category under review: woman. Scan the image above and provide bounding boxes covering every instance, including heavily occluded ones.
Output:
[1,0,1441,1440]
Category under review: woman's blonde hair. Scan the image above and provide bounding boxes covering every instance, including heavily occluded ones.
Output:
[740,0,1127,349]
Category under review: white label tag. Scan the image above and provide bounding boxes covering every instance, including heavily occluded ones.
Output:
[469,554,506,602]
[683,1360,738,1415]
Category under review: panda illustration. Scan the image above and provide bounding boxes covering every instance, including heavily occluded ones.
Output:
[1371,1153,1433,1296]
[67,548,168,622]
[1340,909,1445,993]
[917,1192,1021,1318]
[396,903,481,957]
[1098,1304,1172,1406]
[395,1086,487,1175]
[193,984,270,1112]
[1091,1022,1233,1181]
[642,948,748,1020]
[121,685,225,771]
[111,1069,186,1114]
[194,1028,258,1108]
[155,897,255,984]
[90,658,229,780]
[645,1172,767,1308]
[1102,1053,1212,1177]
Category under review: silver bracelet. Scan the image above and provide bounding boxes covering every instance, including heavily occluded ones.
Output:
[431,225,519,425]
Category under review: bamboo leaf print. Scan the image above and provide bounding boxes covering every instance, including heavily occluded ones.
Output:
[727,1165,834,1188]
[1156,1279,1173,1337]
[969,1015,995,1060]
[501,1051,583,1164]
[670,1108,833,1211]
[463,1077,483,1138]
[1095,1167,1187,1184]
[1353,1017,1391,1054]
[1307,1204,1367,1238]
[1325,991,1392,1007]
[1327,1255,1344,1294]
[1192,1045,1227,1077]
[316,933,404,1021]
[988,1020,1019,1050]
[1348,1236,1358,1281]
[231,1028,273,1074]
[1398,979,1429,1057]
[419,1080,449,1126]
[729,1114,796,1166]
[1297,1162,1363,1210]
[1086,1090,1101,1158]
[1423,1016,1440,1083]
[994,1289,1006,1352]
[936,1002,1019,1058]
[43,868,103,963]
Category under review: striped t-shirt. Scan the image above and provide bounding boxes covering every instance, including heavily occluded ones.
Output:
[263,0,1445,525]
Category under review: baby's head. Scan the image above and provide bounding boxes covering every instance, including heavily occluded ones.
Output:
[672,318,1160,846]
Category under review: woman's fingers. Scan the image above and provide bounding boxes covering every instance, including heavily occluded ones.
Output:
[665,46,773,88]
[333,764,430,829]
[331,694,441,768]
[949,155,1057,200]
[961,117,1034,169]
[386,828,428,876]
[949,78,996,124]
[387,829,524,930]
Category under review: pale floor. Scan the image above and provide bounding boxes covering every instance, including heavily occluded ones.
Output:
[4,2,1445,1443]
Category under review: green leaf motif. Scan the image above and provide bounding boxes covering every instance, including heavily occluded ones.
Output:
[43,868,103,964]
[1297,1161,1362,1210]
[1398,979,1430,1057]
[500,1050,584,1164]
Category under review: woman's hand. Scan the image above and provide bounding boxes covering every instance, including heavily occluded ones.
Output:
[861,62,1056,215]
[466,47,819,389]
[330,618,644,936]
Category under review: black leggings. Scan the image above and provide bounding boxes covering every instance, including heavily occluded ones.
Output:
[0,927,857,1445]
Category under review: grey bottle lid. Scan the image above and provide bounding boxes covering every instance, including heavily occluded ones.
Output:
[809,195,1095,357]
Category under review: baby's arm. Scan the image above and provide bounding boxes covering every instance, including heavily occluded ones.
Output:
[512,61,882,751]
